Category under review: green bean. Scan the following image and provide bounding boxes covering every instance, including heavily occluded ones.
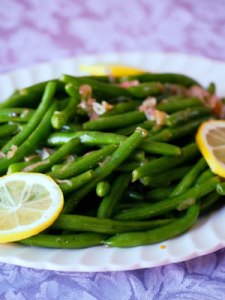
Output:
[60,123,82,132]
[141,140,181,156]
[51,84,80,129]
[1,82,56,154]
[0,103,58,174]
[115,120,155,136]
[166,107,211,127]
[145,186,175,201]
[83,111,146,131]
[0,80,65,109]
[51,98,77,129]
[58,170,94,194]
[52,214,174,234]
[0,108,35,123]
[127,82,164,97]
[200,191,221,212]
[97,173,131,218]
[22,138,82,173]
[132,143,199,181]
[7,156,40,174]
[170,158,208,197]
[102,101,139,116]
[105,204,200,247]
[114,176,219,220]
[0,123,20,138]
[141,166,191,187]
[129,150,146,162]
[63,127,147,213]
[60,74,131,98]
[124,190,144,202]
[216,182,225,195]
[47,131,125,147]
[20,233,107,249]
[124,72,201,87]
[195,168,214,185]
[96,181,111,197]
[48,144,116,180]
[149,118,208,142]
[157,97,202,113]
[116,161,143,172]
[117,202,157,210]
[207,82,216,94]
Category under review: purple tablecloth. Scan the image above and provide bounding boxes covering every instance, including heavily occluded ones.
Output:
[1,1,225,299]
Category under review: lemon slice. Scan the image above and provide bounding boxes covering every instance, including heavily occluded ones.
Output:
[80,64,145,76]
[0,172,64,243]
[196,120,225,178]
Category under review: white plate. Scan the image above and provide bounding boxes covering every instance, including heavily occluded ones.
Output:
[0,52,225,272]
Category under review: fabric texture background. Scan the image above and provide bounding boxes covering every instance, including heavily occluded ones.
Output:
[0,0,225,299]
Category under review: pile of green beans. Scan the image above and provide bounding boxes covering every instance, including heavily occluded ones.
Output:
[1,71,224,249]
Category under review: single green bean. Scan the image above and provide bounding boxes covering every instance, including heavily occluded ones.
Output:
[145,186,175,201]
[102,101,139,116]
[127,82,164,97]
[20,233,107,249]
[129,150,146,162]
[157,97,202,113]
[114,177,219,220]
[124,72,201,87]
[0,108,35,123]
[0,80,65,109]
[1,82,56,154]
[166,106,211,127]
[115,120,155,136]
[195,168,214,185]
[96,181,111,197]
[140,140,181,156]
[132,143,199,181]
[200,191,221,212]
[170,157,208,197]
[51,83,80,129]
[207,82,216,94]
[48,144,117,179]
[52,214,174,234]
[58,170,94,194]
[47,131,125,147]
[7,156,40,173]
[141,166,191,187]
[124,190,144,202]
[149,118,208,142]
[216,182,225,195]
[0,123,20,138]
[97,173,131,218]
[116,161,144,172]
[83,111,146,131]
[105,204,200,247]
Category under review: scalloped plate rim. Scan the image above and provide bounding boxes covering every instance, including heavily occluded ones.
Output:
[0,51,225,272]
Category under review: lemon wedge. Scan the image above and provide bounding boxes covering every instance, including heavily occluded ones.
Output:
[196,120,225,178]
[80,64,145,76]
[0,172,64,243]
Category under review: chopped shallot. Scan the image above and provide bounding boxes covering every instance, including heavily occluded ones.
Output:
[55,179,73,186]
[187,85,223,117]
[139,97,167,126]
[23,160,50,172]
[119,80,140,88]
[79,84,92,100]
[41,148,55,160]
[7,145,18,158]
